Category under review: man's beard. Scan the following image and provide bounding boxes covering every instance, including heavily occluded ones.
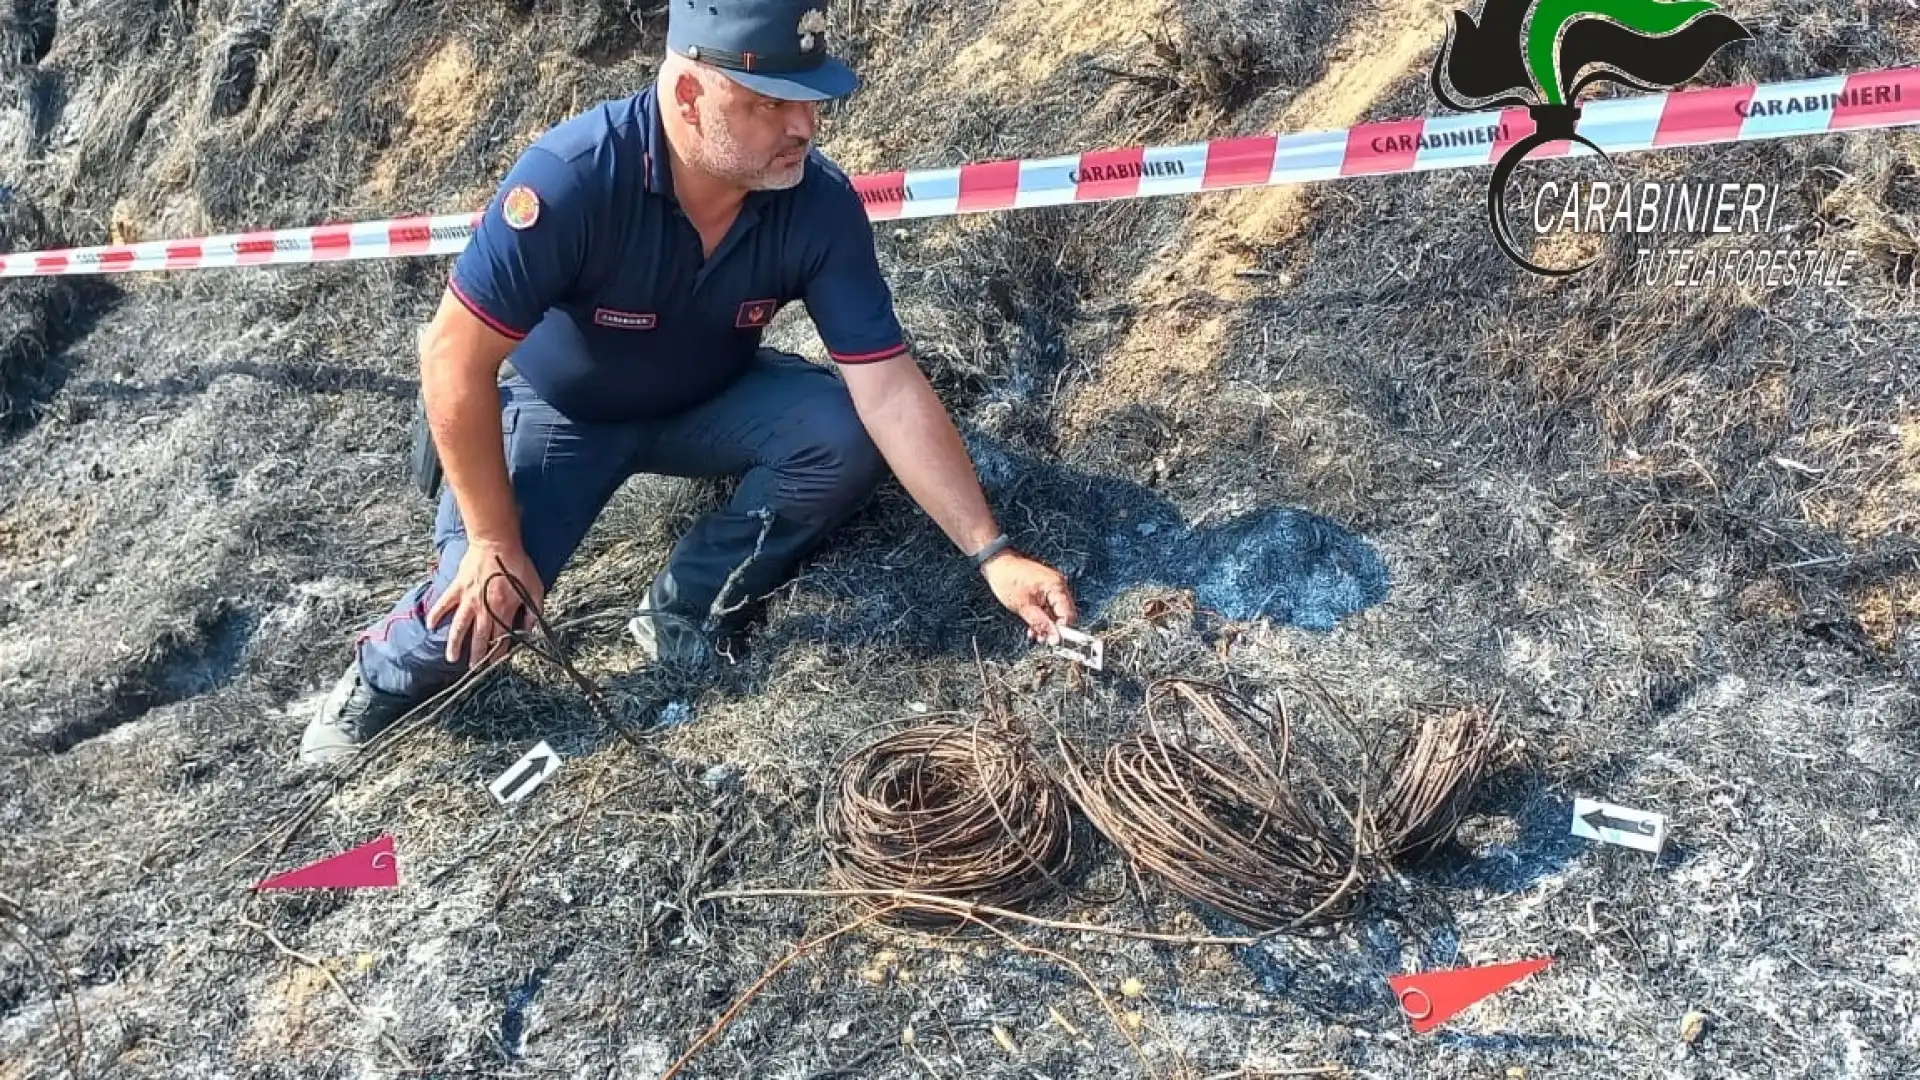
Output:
[697,111,808,190]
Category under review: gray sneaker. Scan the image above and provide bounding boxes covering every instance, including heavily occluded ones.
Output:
[299,662,421,765]
[627,605,714,666]
[627,572,717,667]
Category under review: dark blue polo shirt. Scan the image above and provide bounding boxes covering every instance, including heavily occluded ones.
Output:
[447,86,908,423]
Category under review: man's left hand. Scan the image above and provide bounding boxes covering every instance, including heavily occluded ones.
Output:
[982,553,1078,644]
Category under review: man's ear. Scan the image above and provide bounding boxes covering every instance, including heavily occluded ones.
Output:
[671,65,705,124]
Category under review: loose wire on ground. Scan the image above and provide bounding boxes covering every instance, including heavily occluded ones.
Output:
[0,891,86,1080]
[224,555,697,875]
[805,669,1497,937]
[692,671,1501,1077]
[224,556,698,1075]
[1052,676,1501,935]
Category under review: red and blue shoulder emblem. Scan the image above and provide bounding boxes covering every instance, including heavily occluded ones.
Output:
[502,185,540,230]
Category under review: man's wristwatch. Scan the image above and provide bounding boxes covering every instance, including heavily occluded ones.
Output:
[969,533,1015,569]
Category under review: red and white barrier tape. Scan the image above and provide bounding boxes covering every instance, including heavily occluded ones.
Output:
[4,66,1917,277]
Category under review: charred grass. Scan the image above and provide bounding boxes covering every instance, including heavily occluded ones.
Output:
[2,0,1920,1077]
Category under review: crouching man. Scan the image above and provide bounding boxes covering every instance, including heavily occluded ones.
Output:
[300,0,1078,764]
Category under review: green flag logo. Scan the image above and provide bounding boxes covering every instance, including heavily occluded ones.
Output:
[1430,0,1753,274]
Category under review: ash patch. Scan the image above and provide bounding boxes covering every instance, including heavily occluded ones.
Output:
[1137,508,1391,628]
[965,436,1391,631]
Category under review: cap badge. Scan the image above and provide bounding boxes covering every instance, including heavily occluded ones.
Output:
[798,8,827,51]
[502,185,540,230]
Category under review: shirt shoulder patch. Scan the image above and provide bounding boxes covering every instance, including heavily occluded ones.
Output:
[502,185,541,230]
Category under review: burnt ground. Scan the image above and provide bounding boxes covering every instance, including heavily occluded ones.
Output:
[2,0,1920,1077]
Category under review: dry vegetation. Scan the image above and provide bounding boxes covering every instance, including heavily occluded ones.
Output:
[2,0,1919,1077]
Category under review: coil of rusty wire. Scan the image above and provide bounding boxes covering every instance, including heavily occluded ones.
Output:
[1059,678,1365,934]
[817,715,1082,926]
[1368,698,1502,864]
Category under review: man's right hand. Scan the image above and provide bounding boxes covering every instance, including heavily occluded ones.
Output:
[427,538,546,668]
[416,283,541,670]
[981,550,1078,645]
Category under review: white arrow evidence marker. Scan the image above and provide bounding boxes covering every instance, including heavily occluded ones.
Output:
[1571,796,1667,855]
[1053,625,1104,671]
[489,740,562,806]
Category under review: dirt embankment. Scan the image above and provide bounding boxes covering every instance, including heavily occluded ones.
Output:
[4,0,1920,1078]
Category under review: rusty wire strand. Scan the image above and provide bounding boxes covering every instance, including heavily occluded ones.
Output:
[225,556,699,876]
[1050,675,1497,933]
[0,891,85,1080]
[217,557,705,1075]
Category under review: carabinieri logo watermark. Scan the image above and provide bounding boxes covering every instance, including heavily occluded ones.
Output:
[1533,179,1863,287]
[1430,0,1754,277]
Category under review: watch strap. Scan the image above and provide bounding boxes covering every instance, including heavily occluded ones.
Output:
[969,533,1014,569]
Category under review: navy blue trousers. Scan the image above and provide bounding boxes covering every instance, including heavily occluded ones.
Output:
[354,348,884,700]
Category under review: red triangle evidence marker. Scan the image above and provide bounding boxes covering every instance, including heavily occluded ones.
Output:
[1389,956,1551,1033]
[253,834,399,891]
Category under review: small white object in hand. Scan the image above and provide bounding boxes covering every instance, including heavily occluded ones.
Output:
[1053,625,1104,671]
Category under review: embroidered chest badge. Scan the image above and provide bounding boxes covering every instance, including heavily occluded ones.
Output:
[594,308,657,330]
[502,185,540,230]
[735,298,777,328]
